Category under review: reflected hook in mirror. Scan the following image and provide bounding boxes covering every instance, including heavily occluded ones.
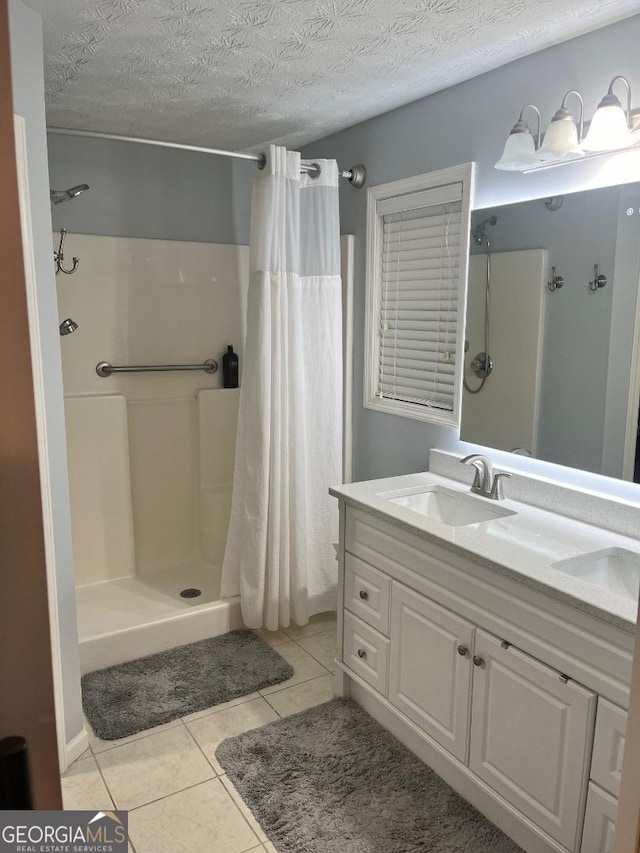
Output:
[547,265,565,291]
[588,263,607,292]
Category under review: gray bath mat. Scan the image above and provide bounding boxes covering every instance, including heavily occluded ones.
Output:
[82,630,293,740]
[216,699,522,853]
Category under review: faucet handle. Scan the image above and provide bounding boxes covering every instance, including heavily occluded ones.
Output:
[490,472,512,501]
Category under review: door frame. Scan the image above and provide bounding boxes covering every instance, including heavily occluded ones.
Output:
[0,0,62,801]
[14,113,70,772]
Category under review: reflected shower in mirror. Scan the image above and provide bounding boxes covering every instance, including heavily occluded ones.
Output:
[460,180,640,482]
[464,215,497,395]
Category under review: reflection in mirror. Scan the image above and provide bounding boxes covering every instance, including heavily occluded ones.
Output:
[461,181,640,482]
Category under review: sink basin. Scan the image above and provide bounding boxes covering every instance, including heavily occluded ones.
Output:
[384,486,517,528]
[552,548,640,602]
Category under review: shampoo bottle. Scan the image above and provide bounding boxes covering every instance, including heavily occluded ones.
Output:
[222,345,239,388]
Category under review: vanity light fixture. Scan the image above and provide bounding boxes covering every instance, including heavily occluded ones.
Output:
[581,76,632,152]
[496,75,639,173]
[536,91,584,162]
[494,104,541,171]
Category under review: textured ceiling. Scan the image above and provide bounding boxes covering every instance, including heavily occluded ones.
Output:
[27,0,640,151]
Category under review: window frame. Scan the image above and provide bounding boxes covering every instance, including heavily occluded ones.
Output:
[364,163,475,426]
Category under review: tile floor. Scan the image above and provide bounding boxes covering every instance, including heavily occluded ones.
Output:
[62,614,338,853]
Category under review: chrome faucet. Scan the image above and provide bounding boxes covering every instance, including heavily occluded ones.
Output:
[460,454,511,501]
[461,454,492,495]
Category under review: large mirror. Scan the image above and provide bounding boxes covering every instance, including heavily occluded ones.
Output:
[461,180,640,482]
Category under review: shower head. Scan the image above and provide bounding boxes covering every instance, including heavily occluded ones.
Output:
[59,318,79,336]
[472,215,497,246]
[50,184,90,205]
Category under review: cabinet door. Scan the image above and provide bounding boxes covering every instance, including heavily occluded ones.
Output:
[581,783,618,853]
[470,630,596,851]
[389,581,474,762]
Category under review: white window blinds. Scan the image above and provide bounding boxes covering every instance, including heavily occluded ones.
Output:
[375,183,463,414]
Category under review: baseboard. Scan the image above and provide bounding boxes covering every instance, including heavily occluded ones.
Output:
[65,728,89,770]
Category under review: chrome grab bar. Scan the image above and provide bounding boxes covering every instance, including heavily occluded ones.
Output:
[96,359,218,378]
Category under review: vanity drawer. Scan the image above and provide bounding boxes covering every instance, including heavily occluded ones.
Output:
[581,783,617,853]
[591,699,627,798]
[345,553,391,635]
[343,611,389,696]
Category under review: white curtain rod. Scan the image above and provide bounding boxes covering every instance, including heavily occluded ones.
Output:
[46,127,366,188]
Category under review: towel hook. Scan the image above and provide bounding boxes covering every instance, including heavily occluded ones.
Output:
[547,265,564,292]
[54,228,80,275]
[588,263,607,292]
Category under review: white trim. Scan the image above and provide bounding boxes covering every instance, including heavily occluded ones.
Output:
[65,729,89,768]
[13,115,68,774]
[622,267,640,481]
[364,163,475,427]
[341,234,354,484]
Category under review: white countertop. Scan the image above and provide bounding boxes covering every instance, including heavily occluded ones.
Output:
[330,472,640,631]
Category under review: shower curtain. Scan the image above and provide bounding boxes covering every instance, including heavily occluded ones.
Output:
[221,145,342,630]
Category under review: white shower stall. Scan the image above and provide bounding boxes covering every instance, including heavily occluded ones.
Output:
[57,233,249,672]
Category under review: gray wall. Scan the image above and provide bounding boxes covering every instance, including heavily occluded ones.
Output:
[9,0,83,744]
[303,13,640,501]
[469,187,620,474]
[47,133,252,244]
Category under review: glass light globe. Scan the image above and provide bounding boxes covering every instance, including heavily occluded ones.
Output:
[536,119,584,162]
[582,104,632,152]
[495,132,537,171]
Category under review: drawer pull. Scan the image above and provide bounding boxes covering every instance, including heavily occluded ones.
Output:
[357,648,367,660]
[457,645,469,657]
[359,590,369,601]
[472,655,484,667]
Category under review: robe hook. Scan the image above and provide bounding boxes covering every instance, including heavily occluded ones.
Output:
[54,228,80,275]
[588,263,607,292]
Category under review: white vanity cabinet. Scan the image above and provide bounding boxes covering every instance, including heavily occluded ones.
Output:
[336,504,634,853]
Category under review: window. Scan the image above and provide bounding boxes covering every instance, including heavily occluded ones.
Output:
[364,164,474,426]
